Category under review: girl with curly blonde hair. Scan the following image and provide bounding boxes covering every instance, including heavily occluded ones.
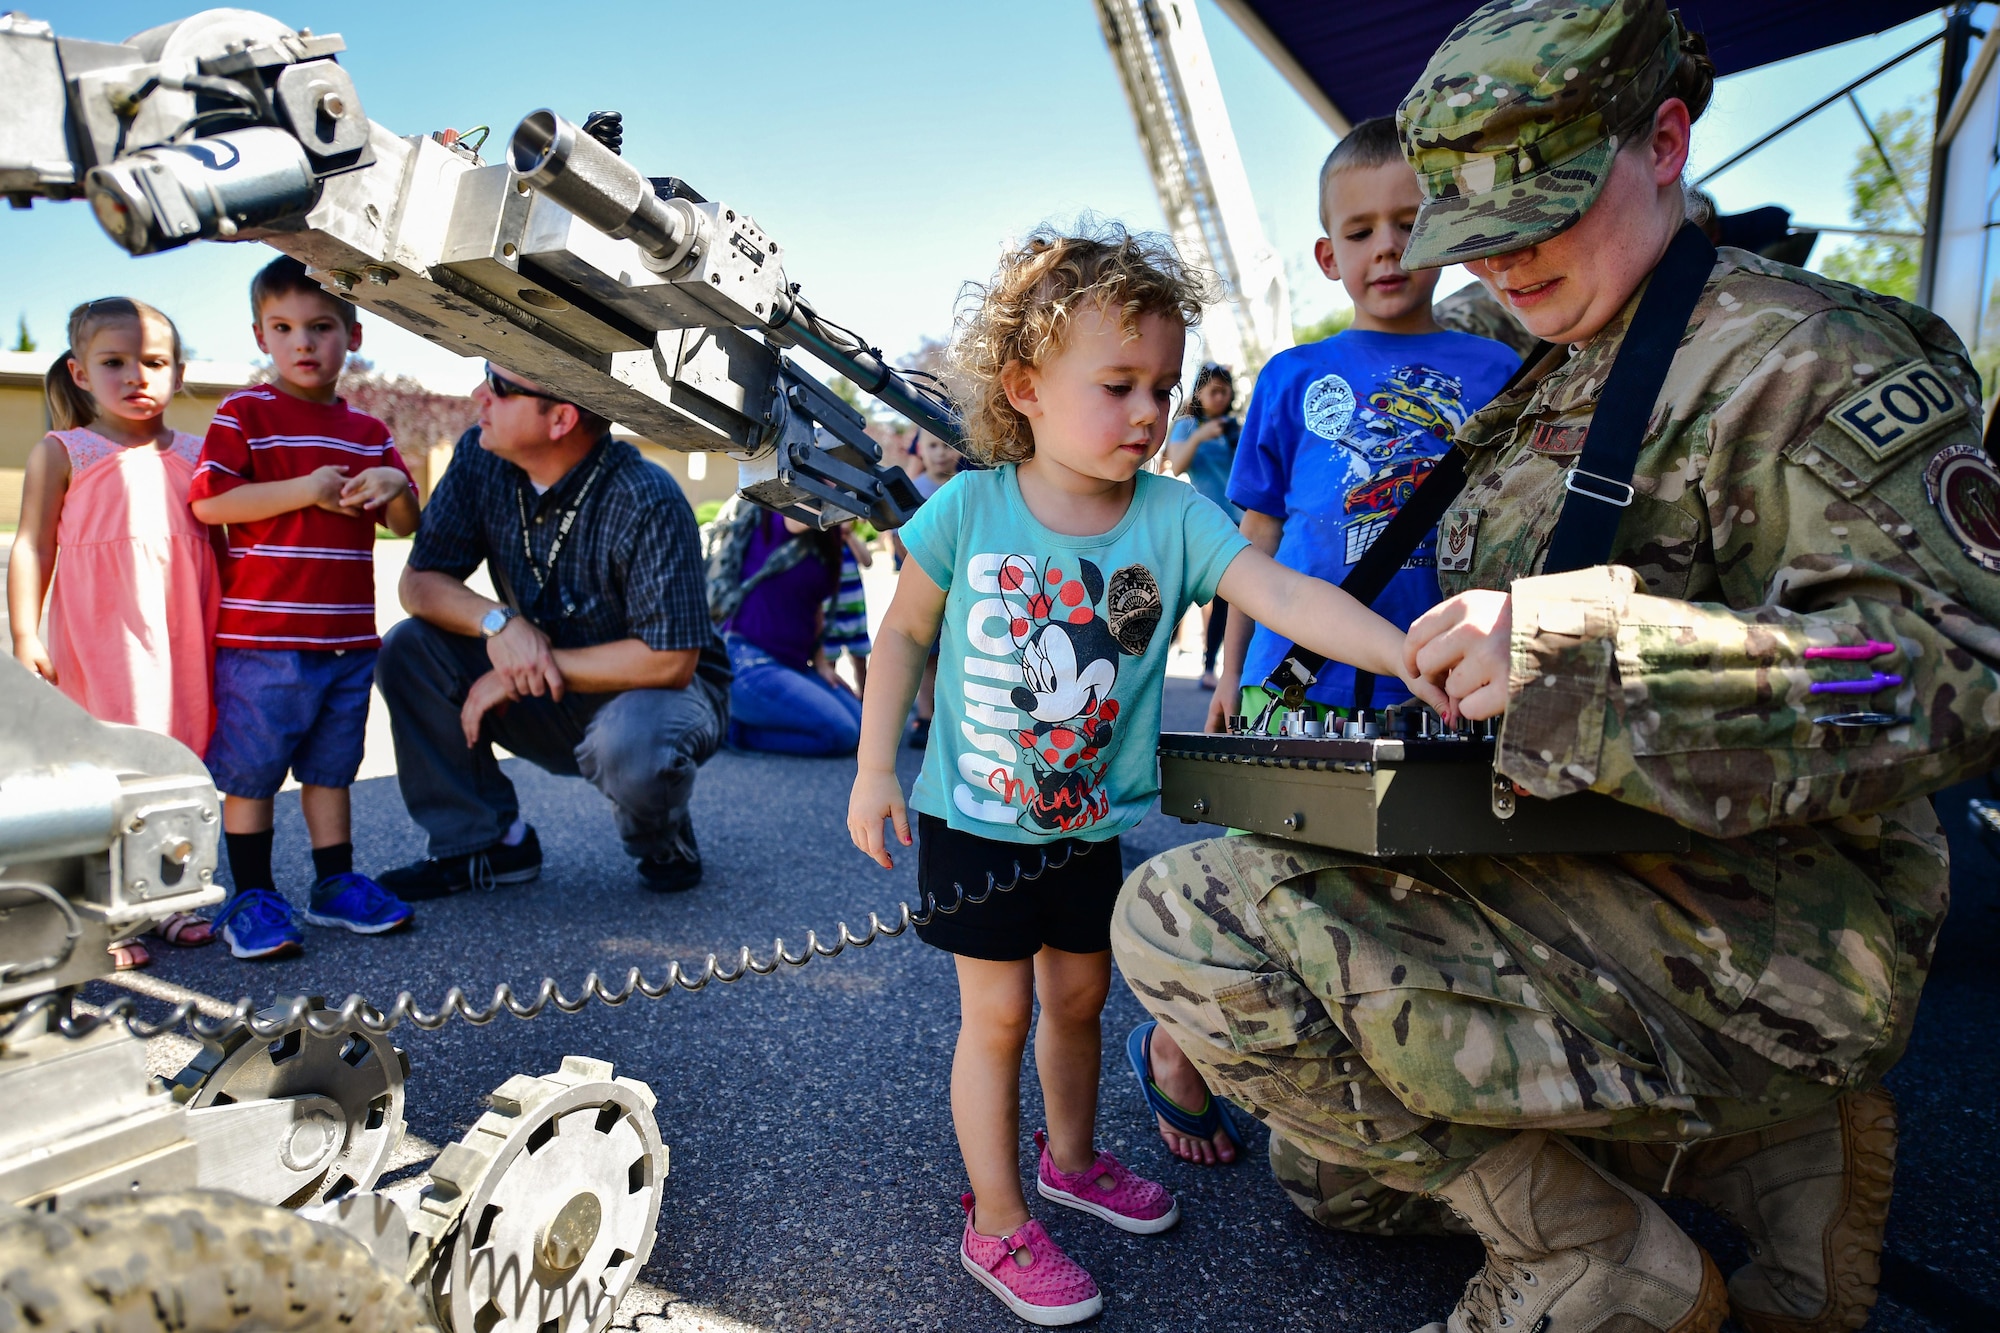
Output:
[846,221,1439,1325]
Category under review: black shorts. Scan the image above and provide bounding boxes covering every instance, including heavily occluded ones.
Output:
[912,812,1124,961]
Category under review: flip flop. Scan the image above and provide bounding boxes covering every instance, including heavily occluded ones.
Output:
[156,911,214,947]
[107,938,151,971]
[1125,1020,1243,1160]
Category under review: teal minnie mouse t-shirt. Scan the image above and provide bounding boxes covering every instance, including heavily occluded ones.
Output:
[901,465,1249,844]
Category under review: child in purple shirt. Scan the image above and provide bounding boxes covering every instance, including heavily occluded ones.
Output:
[723,511,862,754]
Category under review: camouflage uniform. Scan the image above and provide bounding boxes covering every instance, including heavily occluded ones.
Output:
[1434,283,1540,361]
[1114,1,2000,1221]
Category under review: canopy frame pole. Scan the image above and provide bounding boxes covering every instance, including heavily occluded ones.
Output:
[1918,5,1981,307]
[1845,91,1925,226]
[1693,28,1944,187]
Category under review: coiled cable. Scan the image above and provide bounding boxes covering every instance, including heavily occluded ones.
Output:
[1,844,1092,1044]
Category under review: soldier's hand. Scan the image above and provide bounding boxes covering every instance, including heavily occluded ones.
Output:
[1407,590,1513,721]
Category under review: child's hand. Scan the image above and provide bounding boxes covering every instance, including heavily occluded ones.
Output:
[305,464,354,514]
[12,636,56,685]
[1399,655,1451,716]
[339,466,411,514]
[1203,664,1240,733]
[847,767,911,869]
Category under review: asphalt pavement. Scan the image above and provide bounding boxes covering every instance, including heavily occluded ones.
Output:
[84,677,2000,1332]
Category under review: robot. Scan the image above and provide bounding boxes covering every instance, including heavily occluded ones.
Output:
[0,656,667,1333]
[0,9,961,1329]
[0,8,960,529]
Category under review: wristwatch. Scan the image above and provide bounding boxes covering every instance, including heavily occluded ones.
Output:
[479,606,518,638]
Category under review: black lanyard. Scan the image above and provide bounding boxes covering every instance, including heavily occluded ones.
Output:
[515,453,606,601]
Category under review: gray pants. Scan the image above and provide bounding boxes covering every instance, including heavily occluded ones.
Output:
[376,618,727,861]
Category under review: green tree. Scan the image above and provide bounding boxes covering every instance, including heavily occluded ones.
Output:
[1292,306,1353,345]
[1820,102,1928,302]
[11,314,34,353]
[827,374,867,417]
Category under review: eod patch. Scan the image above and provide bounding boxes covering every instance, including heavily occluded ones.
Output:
[1924,443,2000,573]
[1829,361,1968,461]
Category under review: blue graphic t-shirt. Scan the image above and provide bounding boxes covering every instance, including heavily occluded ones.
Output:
[1228,328,1518,708]
[902,466,1249,844]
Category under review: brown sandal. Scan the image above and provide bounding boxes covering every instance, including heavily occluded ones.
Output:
[108,938,152,970]
[156,911,214,947]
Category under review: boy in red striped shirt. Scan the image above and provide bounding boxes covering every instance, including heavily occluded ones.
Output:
[191,256,421,960]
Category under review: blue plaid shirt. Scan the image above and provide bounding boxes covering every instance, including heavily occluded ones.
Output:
[412,429,730,691]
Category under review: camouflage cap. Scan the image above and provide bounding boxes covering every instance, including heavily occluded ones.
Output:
[1397,0,1711,271]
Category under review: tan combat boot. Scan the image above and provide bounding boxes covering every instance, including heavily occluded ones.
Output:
[1413,1130,1729,1333]
[1605,1087,1897,1333]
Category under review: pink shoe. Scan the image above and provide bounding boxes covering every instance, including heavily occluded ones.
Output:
[1034,1129,1180,1234]
[958,1193,1103,1327]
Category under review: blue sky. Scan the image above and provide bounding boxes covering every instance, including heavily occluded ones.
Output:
[1,2,1960,393]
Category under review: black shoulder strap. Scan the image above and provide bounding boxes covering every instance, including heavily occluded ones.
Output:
[1258,226,1716,709]
[1540,223,1716,574]
[1260,337,1554,706]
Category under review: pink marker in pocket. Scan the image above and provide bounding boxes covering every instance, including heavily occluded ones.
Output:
[1803,641,1896,662]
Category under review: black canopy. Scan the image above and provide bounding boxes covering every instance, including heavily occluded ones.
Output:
[1215,1,1947,130]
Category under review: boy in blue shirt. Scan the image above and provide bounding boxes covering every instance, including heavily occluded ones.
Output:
[1142,117,1522,1174]
[1206,116,1521,732]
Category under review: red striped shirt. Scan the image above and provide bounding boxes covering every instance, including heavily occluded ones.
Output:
[191,386,413,651]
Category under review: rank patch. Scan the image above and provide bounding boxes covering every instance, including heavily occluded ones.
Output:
[1829,362,1967,461]
[1439,506,1481,572]
[1925,443,2000,573]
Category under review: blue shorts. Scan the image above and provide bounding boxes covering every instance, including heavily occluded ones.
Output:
[206,648,377,799]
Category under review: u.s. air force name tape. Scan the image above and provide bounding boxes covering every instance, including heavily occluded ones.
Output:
[1829,362,1968,461]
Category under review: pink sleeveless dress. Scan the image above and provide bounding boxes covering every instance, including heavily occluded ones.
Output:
[44,428,219,754]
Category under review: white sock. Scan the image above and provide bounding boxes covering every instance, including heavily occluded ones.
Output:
[501,819,527,847]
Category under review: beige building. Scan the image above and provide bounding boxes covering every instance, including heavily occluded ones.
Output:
[0,349,738,526]
[0,349,260,526]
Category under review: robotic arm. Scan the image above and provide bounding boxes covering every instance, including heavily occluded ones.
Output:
[0,9,954,528]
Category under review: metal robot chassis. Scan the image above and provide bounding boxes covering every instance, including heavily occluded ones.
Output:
[0,662,667,1333]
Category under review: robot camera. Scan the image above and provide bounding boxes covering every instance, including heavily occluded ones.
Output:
[85,126,318,255]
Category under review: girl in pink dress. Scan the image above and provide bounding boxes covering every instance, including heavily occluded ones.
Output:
[6,298,221,967]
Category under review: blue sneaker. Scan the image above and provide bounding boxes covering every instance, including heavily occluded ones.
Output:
[213,888,304,961]
[302,872,415,935]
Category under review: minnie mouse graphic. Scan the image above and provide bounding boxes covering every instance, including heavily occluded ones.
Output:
[994,553,1162,833]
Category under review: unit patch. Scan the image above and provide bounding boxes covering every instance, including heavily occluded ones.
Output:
[1528,421,1589,457]
[1302,373,1356,441]
[1438,506,1481,572]
[1925,443,2000,572]
[1828,361,1968,461]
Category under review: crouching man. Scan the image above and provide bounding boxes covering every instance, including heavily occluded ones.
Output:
[376,364,731,897]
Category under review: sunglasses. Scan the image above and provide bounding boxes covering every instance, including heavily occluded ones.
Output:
[484,364,566,403]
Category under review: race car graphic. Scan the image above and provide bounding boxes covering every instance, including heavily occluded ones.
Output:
[1345,456,1436,517]
[1343,457,1437,565]
[1368,364,1469,441]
